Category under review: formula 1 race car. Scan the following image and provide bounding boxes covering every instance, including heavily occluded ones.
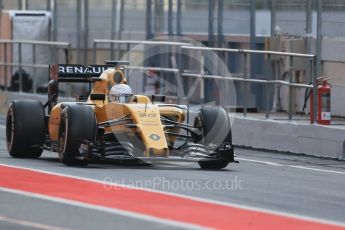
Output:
[6,62,235,169]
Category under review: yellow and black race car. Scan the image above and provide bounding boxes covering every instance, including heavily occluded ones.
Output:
[6,62,235,169]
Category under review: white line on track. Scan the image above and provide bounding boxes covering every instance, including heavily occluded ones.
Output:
[0,214,69,230]
[0,125,5,129]
[236,157,283,166]
[1,163,345,228]
[0,187,207,230]
[288,165,345,175]
[237,157,345,175]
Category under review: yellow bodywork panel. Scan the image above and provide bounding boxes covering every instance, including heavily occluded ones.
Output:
[95,102,169,157]
[126,104,168,156]
[133,95,151,104]
[48,103,62,141]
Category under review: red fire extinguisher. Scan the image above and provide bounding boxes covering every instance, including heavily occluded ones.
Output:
[310,79,331,125]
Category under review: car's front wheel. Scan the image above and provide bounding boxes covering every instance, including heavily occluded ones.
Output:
[193,107,234,169]
[58,104,96,166]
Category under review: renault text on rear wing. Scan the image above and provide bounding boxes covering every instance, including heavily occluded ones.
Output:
[49,64,112,82]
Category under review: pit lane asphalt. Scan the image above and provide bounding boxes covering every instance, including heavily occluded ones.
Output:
[0,116,345,229]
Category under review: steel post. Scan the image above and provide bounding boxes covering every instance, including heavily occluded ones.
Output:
[83,0,89,65]
[249,0,256,113]
[52,0,57,41]
[208,0,214,47]
[316,0,322,76]
[110,0,116,60]
[250,0,256,50]
[288,56,294,120]
[306,0,312,35]
[117,0,124,59]
[265,54,271,119]
[311,57,317,124]
[271,0,276,36]
[168,0,173,36]
[4,43,8,91]
[146,0,153,40]
[76,0,82,64]
[18,43,23,92]
[154,0,160,32]
[205,0,214,103]
[24,0,28,10]
[305,0,313,83]
[250,0,256,75]
[145,0,153,94]
[217,0,223,48]
[176,0,182,37]
[32,44,36,93]
[47,0,51,11]
[243,53,248,117]
[249,0,257,113]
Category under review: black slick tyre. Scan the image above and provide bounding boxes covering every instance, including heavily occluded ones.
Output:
[58,104,96,166]
[6,100,45,158]
[193,107,234,169]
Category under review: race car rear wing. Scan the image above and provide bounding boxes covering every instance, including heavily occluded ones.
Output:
[49,64,111,83]
[50,61,129,83]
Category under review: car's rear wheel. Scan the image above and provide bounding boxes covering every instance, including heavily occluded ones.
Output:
[193,107,234,169]
[6,100,45,158]
[58,105,96,166]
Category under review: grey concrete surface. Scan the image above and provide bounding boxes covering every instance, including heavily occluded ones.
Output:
[1,119,345,227]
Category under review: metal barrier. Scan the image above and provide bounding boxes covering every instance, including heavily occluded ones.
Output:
[1,38,318,123]
[92,39,317,122]
[180,45,317,122]
[0,39,70,93]
[92,39,191,63]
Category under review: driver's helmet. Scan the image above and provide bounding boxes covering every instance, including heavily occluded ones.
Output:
[109,84,133,103]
